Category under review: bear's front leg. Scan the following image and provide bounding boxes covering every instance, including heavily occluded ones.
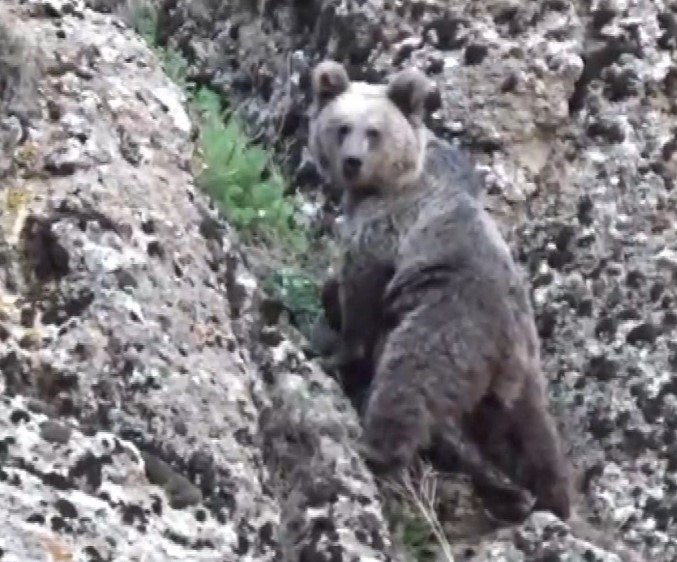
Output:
[336,246,394,373]
[507,376,572,521]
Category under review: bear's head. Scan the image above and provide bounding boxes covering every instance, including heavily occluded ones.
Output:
[308,60,434,195]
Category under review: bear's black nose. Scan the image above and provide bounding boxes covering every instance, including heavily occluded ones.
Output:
[342,157,362,180]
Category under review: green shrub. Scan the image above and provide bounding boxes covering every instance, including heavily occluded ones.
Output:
[262,267,322,336]
[194,87,309,257]
[128,0,158,46]
[159,46,191,91]
[193,88,320,333]
[134,11,322,335]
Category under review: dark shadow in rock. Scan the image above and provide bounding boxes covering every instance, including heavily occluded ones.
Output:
[1,350,32,397]
[142,451,203,509]
[20,203,122,285]
[568,36,642,113]
[20,214,70,283]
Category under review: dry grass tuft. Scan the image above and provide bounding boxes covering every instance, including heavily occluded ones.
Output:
[380,461,455,562]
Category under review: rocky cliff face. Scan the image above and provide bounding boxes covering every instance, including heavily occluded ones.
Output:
[0,1,394,560]
[1,0,676,560]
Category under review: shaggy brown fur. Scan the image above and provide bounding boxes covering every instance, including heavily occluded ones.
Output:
[307,60,571,522]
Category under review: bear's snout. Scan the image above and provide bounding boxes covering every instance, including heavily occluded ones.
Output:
[342,157,362,180]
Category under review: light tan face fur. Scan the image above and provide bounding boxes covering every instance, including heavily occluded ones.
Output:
[308,61,432,195]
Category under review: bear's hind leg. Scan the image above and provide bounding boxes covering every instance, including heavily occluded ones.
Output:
[361,317,535,523]
[361,379,432,473]
[433,419,535,524]
[510,376,572,521]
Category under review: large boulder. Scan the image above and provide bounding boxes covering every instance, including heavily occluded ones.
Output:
[0,1,396,560]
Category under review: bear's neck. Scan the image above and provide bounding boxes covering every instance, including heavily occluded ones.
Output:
[341,188,377,216]
[343,185,381,204]
[340,174,429,215]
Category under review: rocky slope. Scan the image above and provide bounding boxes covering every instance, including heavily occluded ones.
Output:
[155,0,677,560]
[0,0,674,560]
[0,1,395,560]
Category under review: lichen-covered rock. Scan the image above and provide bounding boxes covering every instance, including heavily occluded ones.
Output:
[456,511,625,562]
[0,1,396,559]
[154,0,677,560]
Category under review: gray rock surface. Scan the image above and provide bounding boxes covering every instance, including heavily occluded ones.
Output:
[0,1,396,560]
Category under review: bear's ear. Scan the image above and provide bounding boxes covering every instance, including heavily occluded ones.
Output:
[386,67,433,120]
[311,60,350,108]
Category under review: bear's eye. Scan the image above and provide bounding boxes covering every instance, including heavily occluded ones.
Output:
[337,124,351,140]
[366,127,381,142]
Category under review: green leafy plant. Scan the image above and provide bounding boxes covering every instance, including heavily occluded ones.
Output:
[159,46,191,90]
[194,87,308,255]
[133,9,322,334]
[262,267,322,335]
[192,87,321,329]
[128,0,158,46]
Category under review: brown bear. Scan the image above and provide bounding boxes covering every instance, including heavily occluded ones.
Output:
[307,60,571,522]
[309,133,487,413]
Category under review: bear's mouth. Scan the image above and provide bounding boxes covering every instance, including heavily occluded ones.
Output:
[345,183,382,199]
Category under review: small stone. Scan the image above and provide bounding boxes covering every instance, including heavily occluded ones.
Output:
[54,497,78,519]
[47,99,63,121]
[426,52,444,74]
[392,36,422,65]
[586,117,625,143]
[152,87,191,134]
[41,0,74,17]
[603,64,641,101]
[44,139,86,176]
[577,195,594,226]
[626,322,659,346]
[40,420,72,444]
[10,409,30,424]
[60,112,91,141]
[118,127,142,165]
[142,452,202,509]
[464,43,489,65]
[655,248,677,273]
[585,355,618,382]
